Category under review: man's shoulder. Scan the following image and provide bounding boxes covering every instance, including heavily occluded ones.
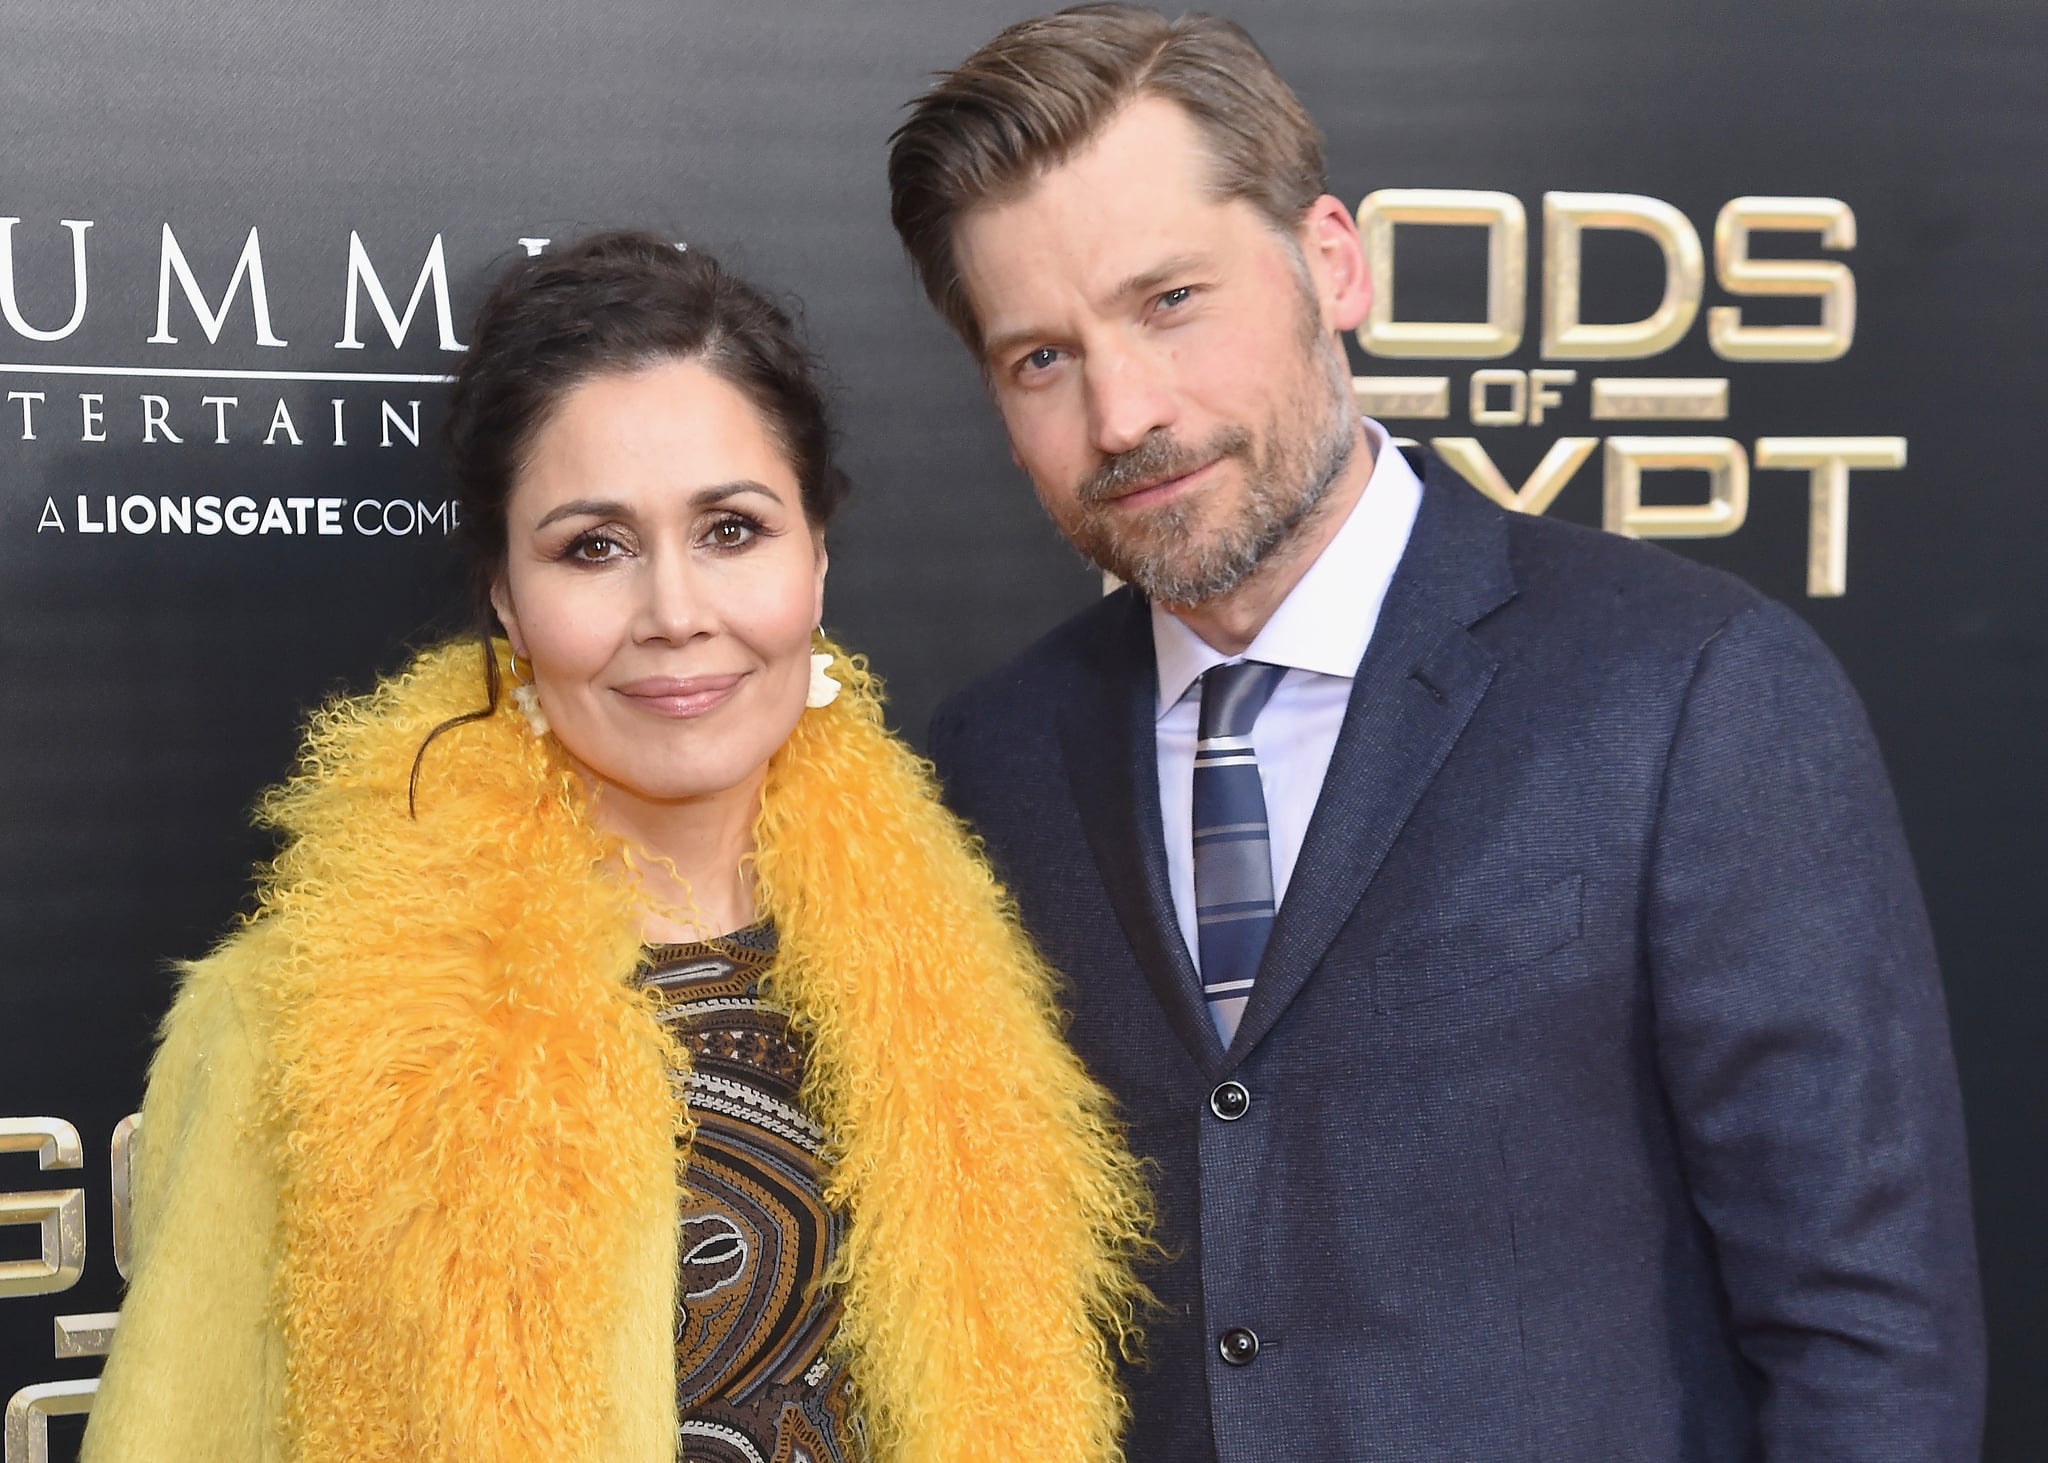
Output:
[1451,494,1860,732]
[1485,495,1775,650]
[1407,471,1855,716]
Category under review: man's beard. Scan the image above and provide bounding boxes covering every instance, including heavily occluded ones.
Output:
[1058,317,1358,608]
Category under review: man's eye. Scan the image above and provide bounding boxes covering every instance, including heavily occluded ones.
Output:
[1024,347,1060,372]
[1159,286,1192,309]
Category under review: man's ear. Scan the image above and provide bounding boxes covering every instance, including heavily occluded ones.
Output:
[1298,193,1372,335]
[488,577,527,660]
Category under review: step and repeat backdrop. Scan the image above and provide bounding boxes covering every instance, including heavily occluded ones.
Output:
[1,0,2041,1456]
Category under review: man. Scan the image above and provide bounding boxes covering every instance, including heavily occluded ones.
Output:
[888,5,1984,1461]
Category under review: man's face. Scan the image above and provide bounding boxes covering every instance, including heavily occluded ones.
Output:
[954,96,1361,607]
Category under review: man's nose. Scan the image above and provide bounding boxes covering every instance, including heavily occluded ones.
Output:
[1085,340,1177,457]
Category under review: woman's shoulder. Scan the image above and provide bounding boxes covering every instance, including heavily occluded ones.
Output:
[157,917,289,1064]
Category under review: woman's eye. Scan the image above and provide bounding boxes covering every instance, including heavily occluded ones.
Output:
[708,517,756,550]
[570,533,622,562]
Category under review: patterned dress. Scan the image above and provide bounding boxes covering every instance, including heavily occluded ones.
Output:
[638,926,863,1463]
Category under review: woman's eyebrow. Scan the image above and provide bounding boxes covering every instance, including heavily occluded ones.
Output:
[533,498,629,531]
[531,482,782,532]
[689,480,781,509]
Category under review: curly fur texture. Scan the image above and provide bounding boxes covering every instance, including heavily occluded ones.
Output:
[235,638,1149,1462]
[757,649,1153,1463]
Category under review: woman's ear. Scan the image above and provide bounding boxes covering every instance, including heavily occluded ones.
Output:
[811,533,829,627]
[489,577,528,660]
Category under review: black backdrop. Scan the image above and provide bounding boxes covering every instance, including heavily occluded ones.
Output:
[1,1,2041,1456]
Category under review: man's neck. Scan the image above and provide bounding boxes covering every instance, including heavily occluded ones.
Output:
[1165,421,1377,657]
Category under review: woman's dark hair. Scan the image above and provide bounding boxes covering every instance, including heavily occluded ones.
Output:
[412,230,849,810]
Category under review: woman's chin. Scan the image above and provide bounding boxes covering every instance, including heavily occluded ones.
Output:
[582,755,773,812]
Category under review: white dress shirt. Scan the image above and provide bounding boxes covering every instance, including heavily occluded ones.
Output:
[1154,418,1423,974]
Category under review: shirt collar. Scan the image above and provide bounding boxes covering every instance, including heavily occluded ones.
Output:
[1152,418,1425,718]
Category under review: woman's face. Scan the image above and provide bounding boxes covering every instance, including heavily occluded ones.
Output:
[490,357,826,809]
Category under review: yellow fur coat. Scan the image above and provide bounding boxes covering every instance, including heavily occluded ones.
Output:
[82,640,1150,1463]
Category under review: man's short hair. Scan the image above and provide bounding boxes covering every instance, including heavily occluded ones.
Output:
[886,3,1327,352]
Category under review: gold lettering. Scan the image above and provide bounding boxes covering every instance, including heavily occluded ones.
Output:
[1542,193,1705,360]
[52,1312,117,1360]
[1357,189,1526,359]
[1527,369,1576,426]
[1709,197,1857,362]
[1352,376,1451,419]
[1590,377,1730,420]
[1433,437,1599,515]
[1755,436,1906,595]
[0,1120,84,1299]
[1603,436,1749,538]
[110,1112,139,1281]
[1468,369,1527,427]
[3,1380,96,1463]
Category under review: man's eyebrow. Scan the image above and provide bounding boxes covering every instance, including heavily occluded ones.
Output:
[530,482,780,531]
[982,323,1051,365]
[1108,254,1209,305]
[980,255,1214,365]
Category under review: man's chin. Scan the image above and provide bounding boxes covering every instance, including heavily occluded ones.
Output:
[1101,544,1262,608]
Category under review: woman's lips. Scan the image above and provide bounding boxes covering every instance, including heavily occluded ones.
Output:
[613,672,748,719]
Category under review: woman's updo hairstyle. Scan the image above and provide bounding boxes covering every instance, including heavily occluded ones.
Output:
[446,229,848,612]
[416,230,849,808]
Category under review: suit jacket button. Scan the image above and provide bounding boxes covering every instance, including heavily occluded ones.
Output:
[1218,1326,1260,1366]
[1209,1080,1251,1121]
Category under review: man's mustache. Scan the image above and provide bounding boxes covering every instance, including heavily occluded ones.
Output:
[1076,425,1252,508]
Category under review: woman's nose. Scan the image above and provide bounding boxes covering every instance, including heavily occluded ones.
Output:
[632,554,711,644]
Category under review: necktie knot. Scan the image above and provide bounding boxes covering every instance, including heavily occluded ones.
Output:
[1197,660,1287,741]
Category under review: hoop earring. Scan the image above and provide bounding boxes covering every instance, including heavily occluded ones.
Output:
[509,654,551,736]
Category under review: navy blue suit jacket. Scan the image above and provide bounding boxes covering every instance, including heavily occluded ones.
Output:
[927,455,1984,1461]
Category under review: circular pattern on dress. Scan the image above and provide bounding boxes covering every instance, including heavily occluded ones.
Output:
[640,929,861,1462]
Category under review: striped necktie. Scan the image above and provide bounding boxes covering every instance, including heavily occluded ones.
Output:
[1192,660,1288,1044]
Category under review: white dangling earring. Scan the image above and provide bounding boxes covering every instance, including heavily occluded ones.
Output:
[806,643,841,709]
[508,655,551,736]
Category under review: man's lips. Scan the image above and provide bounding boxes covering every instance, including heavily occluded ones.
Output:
[613,672,748,719]
[1101,456,1219,510]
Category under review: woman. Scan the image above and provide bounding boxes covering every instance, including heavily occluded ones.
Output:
[83,232,1150,1463]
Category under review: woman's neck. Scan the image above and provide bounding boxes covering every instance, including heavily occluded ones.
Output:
[588,767,766,944]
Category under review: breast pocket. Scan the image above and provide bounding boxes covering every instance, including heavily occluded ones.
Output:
[1371,871,1585,1011]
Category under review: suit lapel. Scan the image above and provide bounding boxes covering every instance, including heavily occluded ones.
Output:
[1057,589,1226,1078]
[1225,456,1518,1063]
